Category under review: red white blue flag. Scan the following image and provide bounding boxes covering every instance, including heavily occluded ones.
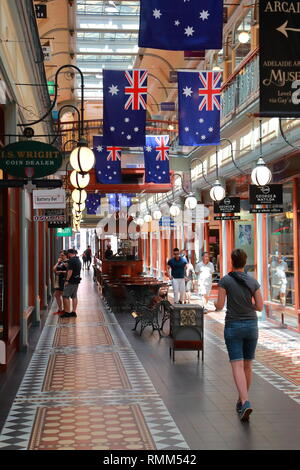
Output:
[93,135,122,184]
[139,0,224,51]
[178,70,222,146]
[103,69,148,147]
[144,135,170,183]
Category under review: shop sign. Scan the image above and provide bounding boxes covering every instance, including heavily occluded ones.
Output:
[33,215,66,222]
[47,81,55,95]
[0,140,62,178]
[159,216,176,229]
[214,197,240,214]
[33,189,66,209]
[169,71,178,83]
[0,179,27,188]
[250,207,283,214]
[249,184,283,205]
[160,102,176,111]
[49,219,71,229]
[214,215,241,220]
[56,227,73,237]
[259,0,300,116]
[35,4,47,18]
[42,45,51,62]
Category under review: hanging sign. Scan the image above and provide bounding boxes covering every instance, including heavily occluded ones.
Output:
[0,141,62,178]
[249,185,283,205]
[160,102,176,111]
[33,215,66,222]
[250,207,284,213]
[35,4,47,18]
[33,189,66,209]
[56,227,73,237]
[260,0,300,116]
[214,215,241,220]
[214,197,240,214]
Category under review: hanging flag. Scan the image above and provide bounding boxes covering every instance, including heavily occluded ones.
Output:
[103,69,148,147]
[138,0,223,51]
[144,135,171,184]
[93,135,122,184]
[86,194,101,215]
[178,70,221,146]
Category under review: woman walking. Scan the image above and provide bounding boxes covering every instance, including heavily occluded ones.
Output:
[195,252,214,307]
[213,249,263,422]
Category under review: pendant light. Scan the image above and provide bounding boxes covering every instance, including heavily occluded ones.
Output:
[210,148,226,201]
[184,194,197,209]
[169,203,180,217]
[251,120,272,186]
[70,139,95,173]
[70,170,90,189]
[73,201,86,212]
[71,189,87,204]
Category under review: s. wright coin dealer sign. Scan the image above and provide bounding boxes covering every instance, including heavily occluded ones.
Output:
[0,140,62,178]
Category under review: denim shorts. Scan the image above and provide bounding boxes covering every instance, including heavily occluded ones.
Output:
[224,320,258,362]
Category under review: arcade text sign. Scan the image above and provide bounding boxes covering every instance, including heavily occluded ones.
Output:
[249,184,283,205]
[260,1,300,116]
[214,197,240,214]
[0,141,62,178]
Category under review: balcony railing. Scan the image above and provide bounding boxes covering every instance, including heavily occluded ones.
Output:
[221,49,259,122]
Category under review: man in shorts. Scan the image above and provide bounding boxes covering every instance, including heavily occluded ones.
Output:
[60,249,82,318]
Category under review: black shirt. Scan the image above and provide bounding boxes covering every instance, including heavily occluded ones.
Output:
[56,261,67,290]
[105,249,113,259]
[67,256,82,284]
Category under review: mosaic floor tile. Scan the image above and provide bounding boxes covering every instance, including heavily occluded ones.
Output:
[53,325,113,348]
[43,352,131,392]
[28,405,155,450]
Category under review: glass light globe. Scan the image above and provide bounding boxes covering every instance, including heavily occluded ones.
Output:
[136,216,144,226]
[170,204,180,217]
[251,159,272,186]
[238,31,250,44]
[144,214,152,223]
[72,208,82,216]
[70,170,90,189]
[70,145,95,173]
[73,201,86,212]
[72,189,87,204]
[210,181,226,201]
[152,209,162,220]
[185,195,197,209]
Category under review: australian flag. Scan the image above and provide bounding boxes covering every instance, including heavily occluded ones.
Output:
[103,69,148,147]
[144,135,170,184]
[139,0,223,51]
[178,71,222,146]
[86,194,101,215]
[93,135,122,184]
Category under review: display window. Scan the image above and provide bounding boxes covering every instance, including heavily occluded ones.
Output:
[234,199,255,276]
[267,183,294,307]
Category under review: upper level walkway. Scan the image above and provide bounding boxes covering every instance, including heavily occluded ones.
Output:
[0,272,300,450]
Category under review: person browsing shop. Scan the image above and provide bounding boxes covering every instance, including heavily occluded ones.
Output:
[61,249,82,318]
[167,248,188,304]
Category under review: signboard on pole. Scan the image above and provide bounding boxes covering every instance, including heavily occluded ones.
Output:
[214,197,240,214]
[33,189,66,209]
[260,0,300,116]
[0,141,62,178]
[249,185,283,205]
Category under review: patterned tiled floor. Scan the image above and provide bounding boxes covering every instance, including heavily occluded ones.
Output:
[0,274,188,450]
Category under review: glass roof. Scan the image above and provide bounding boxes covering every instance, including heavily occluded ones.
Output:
[76,0,140,100]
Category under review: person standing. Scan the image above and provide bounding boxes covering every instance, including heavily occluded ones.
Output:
[195,252,214,307]
[52,250,68,315]
[84,245,92,270]
[213,249,263,422]
[185,257,195,304]
[167,248,187,304]
[60,249,82,318]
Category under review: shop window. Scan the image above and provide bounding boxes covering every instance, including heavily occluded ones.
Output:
[209,229,220,282]
[234,199,255,276]
[267,183,294,307]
